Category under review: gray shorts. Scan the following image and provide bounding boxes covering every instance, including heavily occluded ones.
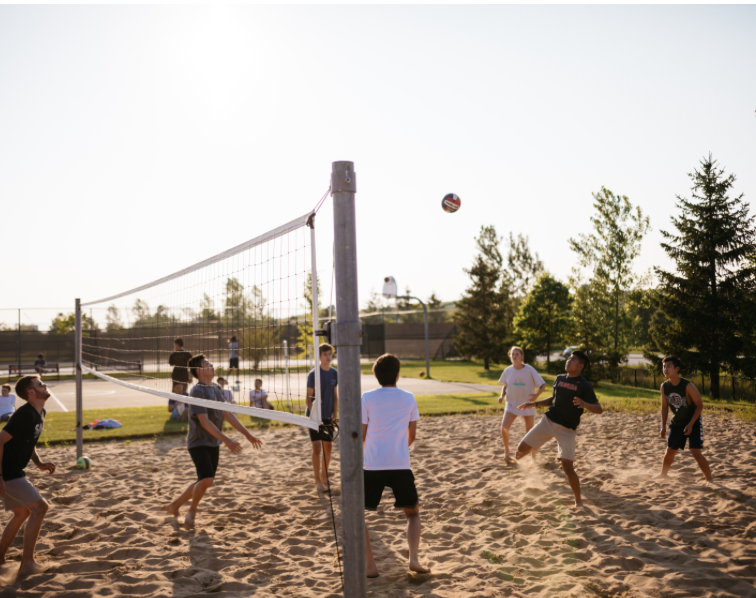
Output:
[2,477,43,511]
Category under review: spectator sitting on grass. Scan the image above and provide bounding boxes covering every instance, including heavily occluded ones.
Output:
[169,381,189,422]
[0,385,16,422]
[217,378,235,404]
[250,379,273,410]
[33,354,46,375]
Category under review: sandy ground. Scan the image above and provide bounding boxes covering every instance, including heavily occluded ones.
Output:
[1,411,755,597]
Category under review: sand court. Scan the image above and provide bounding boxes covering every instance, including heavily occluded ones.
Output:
[1,411,754,597]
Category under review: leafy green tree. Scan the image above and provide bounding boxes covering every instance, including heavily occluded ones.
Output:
[650,155,756,397]
[513,273,571,365]
[567,276,612,379]
[506,233,544,299]
[569,187,651,373]
[105,305,124,331]
[453,225,513,370]
[363,289,383,313]
[625,288,659,349]
[50,312,97,335]
[298,273,321,357]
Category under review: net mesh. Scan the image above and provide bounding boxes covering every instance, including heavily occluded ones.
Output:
[80,212,322,430]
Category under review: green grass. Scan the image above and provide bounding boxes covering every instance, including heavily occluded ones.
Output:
[11,359,753,446]
[3,406,293,446]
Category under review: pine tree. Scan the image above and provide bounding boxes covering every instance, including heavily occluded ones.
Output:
[453,225,513,370]
[427,292,446,324]
[569,187,650,375]
[506,233,544,299]
[651,155,756,397]
[513,273,571,365]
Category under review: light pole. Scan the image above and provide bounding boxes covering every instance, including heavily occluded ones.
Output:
[382,277,430,379]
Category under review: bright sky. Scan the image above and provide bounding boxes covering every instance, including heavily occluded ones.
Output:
[2,5,755,329]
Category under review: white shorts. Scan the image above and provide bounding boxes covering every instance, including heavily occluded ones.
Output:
[520,416,577,461]
[505,402,535,417]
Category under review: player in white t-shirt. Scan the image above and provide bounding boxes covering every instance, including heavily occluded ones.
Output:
[362,354,430,578]
[0,385,16,422]
[498,346,546,463]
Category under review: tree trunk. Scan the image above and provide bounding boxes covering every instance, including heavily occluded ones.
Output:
[614,289,619,351]
[484,357,490,371]
[709,363,718,400]
[546,332,551,365]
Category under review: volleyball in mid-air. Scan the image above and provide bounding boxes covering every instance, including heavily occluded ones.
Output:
[442,193,461,213]
[76,456,92,470]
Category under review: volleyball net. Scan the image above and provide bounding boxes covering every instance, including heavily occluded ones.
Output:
[77,204,330,431]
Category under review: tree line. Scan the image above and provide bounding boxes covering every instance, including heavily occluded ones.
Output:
[452,155,756,399]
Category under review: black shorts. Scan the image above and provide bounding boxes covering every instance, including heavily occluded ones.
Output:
[668,418,703,450]
[229,357,239,369]
[188,446,220,481]
[364,469,419,511]
[309,419,335,443]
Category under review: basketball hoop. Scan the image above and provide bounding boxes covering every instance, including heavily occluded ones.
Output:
[382,276,397,299]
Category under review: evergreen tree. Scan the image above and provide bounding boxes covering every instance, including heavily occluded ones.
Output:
[569,187,650,374]
[427,292,446,324]
[453,225,513,370]
[513,273,571,365]
[650,155,756,397]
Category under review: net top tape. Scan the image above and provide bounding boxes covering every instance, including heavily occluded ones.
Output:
[82,365,320,431]
[82,212,312,307]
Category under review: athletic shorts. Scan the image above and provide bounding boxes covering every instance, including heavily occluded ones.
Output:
[668,418,703,450]
[503,403,535,418]
[229,357,239,369]
[2,477,43,511]
[364,469,418,511]
[309,419,335,443]
[188,446,220,481]
[520,415,577,461]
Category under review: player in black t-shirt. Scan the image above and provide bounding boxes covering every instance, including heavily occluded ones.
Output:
[656,356,712,483]
[0,375,56,577]
[515,351,603,507]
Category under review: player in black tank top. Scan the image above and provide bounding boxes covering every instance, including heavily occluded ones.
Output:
[656,357,712,483]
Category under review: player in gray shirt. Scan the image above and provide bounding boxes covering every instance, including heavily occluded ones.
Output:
[165,354,262,527]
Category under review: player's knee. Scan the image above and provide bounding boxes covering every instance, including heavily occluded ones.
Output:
[312,443,322,455]
[30,499,49,516]
[199,477,214,488]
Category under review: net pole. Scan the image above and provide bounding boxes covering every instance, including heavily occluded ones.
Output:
[309,219,322,424]
[284,340,290,411]
[331,160,365,597]
[75,298,83,459]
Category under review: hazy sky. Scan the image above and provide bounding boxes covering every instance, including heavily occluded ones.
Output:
[2,5,755,328]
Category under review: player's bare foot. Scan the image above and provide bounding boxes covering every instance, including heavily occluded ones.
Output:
[409,561,431,574]
[573,500,584,509]
[367,565,379,578]
[505,455,516,464]
[165,503,180,517]
[17,562,46,577]
[184,511,196,527]
[316,482,328,493]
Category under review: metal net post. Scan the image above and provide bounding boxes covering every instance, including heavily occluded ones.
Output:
[332,161,366,597]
